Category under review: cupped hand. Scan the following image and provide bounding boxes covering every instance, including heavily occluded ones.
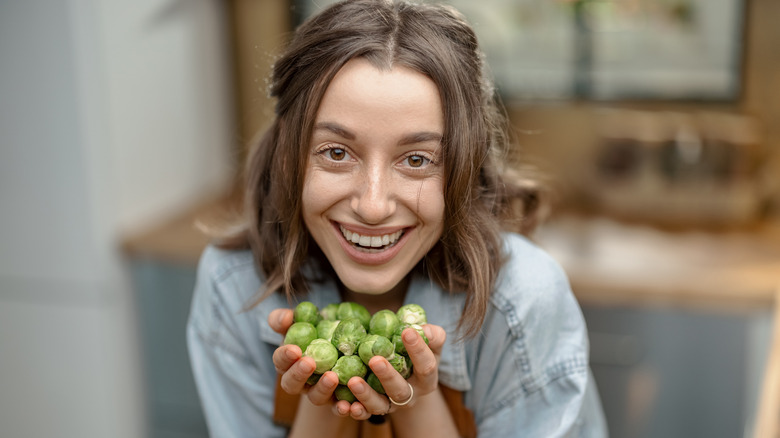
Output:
[268,308,340,405]
[341,323,447,421]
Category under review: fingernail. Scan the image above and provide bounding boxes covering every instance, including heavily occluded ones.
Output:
[373,360,387,372]
[301,359,315,373]
[285,348,297,361]
[352,379,367,394]
[403,329,418,345]
[277,311,287,326]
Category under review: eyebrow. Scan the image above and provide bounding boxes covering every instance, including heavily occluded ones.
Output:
[313,122,355,140]
[313,121,442,146]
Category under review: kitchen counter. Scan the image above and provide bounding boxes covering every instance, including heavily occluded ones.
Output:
[535,215,780,311]
[535,214,780,438]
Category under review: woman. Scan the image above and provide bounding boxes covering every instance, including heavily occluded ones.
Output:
[187,0,607,436]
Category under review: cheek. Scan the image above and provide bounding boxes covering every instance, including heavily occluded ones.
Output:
[302,169,342,218]
[414,180,446,228]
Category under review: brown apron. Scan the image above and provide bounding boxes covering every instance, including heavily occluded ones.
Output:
[273,375,477,437]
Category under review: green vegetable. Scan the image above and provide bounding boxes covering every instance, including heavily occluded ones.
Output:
[337,302,371,330]
[277,302,429,385]
[334,385,357,402]
[369,309,400,339]
[358,334,395,365]
[331,318,366,356]
[392,323,428,356]
[397,303,427,325]
[293,301,321,325]
[366,372,385,394]
[388,354,411,379]
[331,355,367,385]
[320,303,339,321]
[283,322,318,352]
[316,319,340,342]
[307,373,322,386]
[303,339,339,374]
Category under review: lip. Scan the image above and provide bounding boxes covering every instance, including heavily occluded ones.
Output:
[331,221,412,266]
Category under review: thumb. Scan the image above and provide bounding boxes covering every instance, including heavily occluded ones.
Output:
[268,308,294,334]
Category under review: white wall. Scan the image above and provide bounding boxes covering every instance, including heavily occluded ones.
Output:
[0,0,235,436]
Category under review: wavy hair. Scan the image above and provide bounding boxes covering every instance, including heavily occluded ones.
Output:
[213,0,544,338]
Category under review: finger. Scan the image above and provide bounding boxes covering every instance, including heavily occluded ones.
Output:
[369,356,415,406]
[272,344,302,374]
[349,402,372,421]
[402,328,439,390]
[348,376,389,419]
[332,399,352,417]
[280,356,316,395]
[268,308,294,334]
[307,371,339,406]
[422,324,446,356]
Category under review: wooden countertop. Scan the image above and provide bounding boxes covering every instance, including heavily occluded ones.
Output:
[535,215,780,311]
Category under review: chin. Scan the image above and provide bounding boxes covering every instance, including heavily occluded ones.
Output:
[337,271,404,296]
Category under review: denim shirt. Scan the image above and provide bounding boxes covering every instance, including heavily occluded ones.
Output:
[187,233,608,437]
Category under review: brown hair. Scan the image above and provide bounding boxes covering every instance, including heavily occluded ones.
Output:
[215,0,544,338]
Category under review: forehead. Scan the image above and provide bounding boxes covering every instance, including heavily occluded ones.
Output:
[313,58,444,139]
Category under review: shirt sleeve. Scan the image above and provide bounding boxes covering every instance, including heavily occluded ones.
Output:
[186,247,288,438]
[471,234,608,437]
[477,367,607,437]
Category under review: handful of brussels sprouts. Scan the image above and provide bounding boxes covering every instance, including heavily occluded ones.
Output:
[283,301,428,402]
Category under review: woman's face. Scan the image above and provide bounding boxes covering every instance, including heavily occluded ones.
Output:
[302,58,445,296]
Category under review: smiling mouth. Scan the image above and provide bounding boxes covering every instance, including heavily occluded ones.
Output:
[339,225,405,253]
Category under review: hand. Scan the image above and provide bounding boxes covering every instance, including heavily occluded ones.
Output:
[341,323,446,421]
[268,308,340,406]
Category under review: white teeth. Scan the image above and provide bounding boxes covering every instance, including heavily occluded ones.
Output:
[339,226,404,249]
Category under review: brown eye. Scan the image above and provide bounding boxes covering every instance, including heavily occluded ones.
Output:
[328,148,347,161]
[406,155,429,168]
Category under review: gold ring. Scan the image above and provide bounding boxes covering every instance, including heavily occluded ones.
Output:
[388,382,414,406]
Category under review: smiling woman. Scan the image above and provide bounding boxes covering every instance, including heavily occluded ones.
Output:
[303,58,445,299]
[186,1,607,437]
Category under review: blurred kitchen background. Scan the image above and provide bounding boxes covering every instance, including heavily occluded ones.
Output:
[2,0,779,437]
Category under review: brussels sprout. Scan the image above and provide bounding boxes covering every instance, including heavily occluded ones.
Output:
[331,318,367,356]
[388,354,411,379]
[283,322,318,351]
[366,372,385,394]
[358,334,395,365]
[337,302,371,330]
[397,303,427,325]
[334,385,357,402]
[369,309,401,339]
[293,301,321,325]
[307,373,322,386]
[316,319,340,342]
[331,355,367,385]
[320,303,339,321]
[392,323,428,356]
[303,339,339,374]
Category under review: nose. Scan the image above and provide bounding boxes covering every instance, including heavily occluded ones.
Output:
[350,165,396,224]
